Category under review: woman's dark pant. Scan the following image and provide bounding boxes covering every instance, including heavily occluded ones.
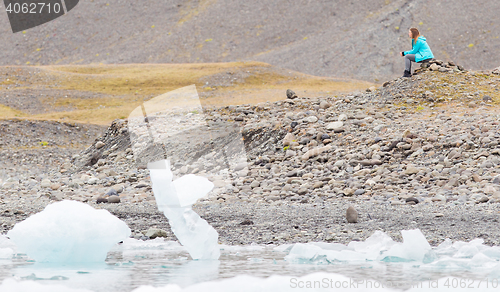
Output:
[405,54,416,72]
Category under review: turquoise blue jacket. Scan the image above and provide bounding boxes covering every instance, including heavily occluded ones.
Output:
[404,36,434,62]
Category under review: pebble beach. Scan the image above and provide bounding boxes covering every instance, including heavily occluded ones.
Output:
[1,62,500,247]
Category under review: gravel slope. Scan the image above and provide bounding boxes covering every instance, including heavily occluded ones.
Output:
[1,64,500,247]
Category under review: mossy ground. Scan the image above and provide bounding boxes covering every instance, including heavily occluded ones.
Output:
[0,62,373,125]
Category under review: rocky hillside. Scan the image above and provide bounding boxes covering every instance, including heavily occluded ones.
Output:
[0,0,499,81]
[2,62,500,245]
[72,61,500,206]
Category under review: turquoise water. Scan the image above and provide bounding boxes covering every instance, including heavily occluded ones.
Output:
[0,240,496,292]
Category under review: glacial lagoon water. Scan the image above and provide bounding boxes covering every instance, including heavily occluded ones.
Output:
[2,235,500,291]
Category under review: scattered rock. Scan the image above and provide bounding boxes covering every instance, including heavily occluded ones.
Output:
[41,179,51,188]
[405,197,419,204]
[239,219,254,225]
[283,133,296,146]
[346,206,358,223]
[326,121,344,131]
[106,188,118,197]
[96,197,108,204]
[108,196,120,203]
[144,228,168,239]
[95,141,105,149]
[286,89,297,99]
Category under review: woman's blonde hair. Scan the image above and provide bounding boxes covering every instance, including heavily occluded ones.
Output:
[410,28,420,47]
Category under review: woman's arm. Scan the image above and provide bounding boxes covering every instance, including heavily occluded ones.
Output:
[404,39,422,56]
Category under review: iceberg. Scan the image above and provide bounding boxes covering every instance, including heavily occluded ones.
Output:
[380,229,432,262]
[0,235,15,260]
[7,200,130,263]
[283,228,500,271]
[148,159,220,260]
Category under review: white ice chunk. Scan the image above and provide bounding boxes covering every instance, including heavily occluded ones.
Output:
[434,238,455,256]
[285,243,367,263]
[285,243,324,263]
[469,252,497,269]
[172,174,215,207]
[453,238,484,258]
[164,206,220,260]
[148,160,214,208]
[380,229,431,262]
[481,246,500,260]
[119,238,185,251]
[148,160,219,260]
[311,242,349,251]
[7,201,130,263]
[0,248,13,260]
[0,279,94,292]
[348,230,396,260]
[0,235,16,259]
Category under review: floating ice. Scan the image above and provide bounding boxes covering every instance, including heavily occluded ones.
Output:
[0,279,94,292]
[0,235,15,260]
[380,229,433,263]
[284,229,500,273]
[148,159,219,260]
[7,200,130,263]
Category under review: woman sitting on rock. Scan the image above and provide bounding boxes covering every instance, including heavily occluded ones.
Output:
[400,28,434,77]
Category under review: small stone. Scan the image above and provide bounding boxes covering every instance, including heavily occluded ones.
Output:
[492,176,500,184]
[234,162,248,171]
[472,174,482,182]
[346,206,358,223]
[291,121,298,128]
[144,228,168,239]
[108,196,120,203]
[406,197,419,204]
[301,145,331,160]
[50,183,61,190]
[250,181,260,188]
[96,197,108,204]
[286,170,298,177]
[404,165,420,175]
[41,179,51,188]
[429,64,440,71]
[313,182,324,189]
[239,219,254,225]
[320,134,330,140]
[283,133,295,146]
[95,141,105,149]
[297,188,308,195]
[435,213,444,218]
[477,196,489,203]
[366,86,377,92]
[87,177,99,185]
[299,137,310,145]
[319,101,331,109]
[483,95,493,102]
[343,188,355,196]
[326,121,344,131]
[286,89,297,99]
[304,116,318,123]
[106,188,118,197]
[354,189,365,196]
